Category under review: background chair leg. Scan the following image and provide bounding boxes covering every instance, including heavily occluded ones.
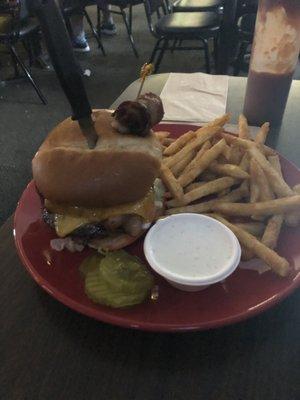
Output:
[8,44,19,78]
[154,39,168,73]
[22,38,34,67]
[149,39,162,64]
[9,45,47,105]
[120,8,138,58]
[64,16,74,40]
[128,3,133,32]
[213,35,219,70]
[84,9,106,56]
[170,39,178,53]
[202,38,211,74]
[97,5,101,31]
[233,41,248,76]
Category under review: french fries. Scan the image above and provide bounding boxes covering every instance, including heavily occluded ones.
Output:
[241,246,255,261]
[268,157,300,227]
[255,122,270,144]
[248,146,294,197]
[261,215,284,250]
[185,181,207,193]
[178,140,211,177]
[161,138,175,146]
[268,155,283,177]
[221,132,254,150]
[201,170,218,181]
[209,161,250,179]
[238,114,250,139]
[160,164,184,204]
[239,152,250,172]
[212,195,300,216]
[217,187,231,197]
[206,113,231,128]
[222,144,232,161]
[166,182,249,215]
[254,163,274,201]
[293,184,300,192]
[221,132,276,156]
[235,222,265,237]
[164,125,221,169]
[267,155,291,230]
[171,149,197,177]
[228,145,243,165]
[249,159,260,203]
[163,130,195,156]
[212,215,289,277]
[160,114,300,277]
[155,131,170,141]
[285,184,300,227]
[167,177,235,208]
[178,139,226,187]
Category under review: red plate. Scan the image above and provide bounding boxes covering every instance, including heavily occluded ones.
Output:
[14,124,300,332]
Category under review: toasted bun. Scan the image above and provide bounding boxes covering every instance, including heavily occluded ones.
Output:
[32,110,162,208]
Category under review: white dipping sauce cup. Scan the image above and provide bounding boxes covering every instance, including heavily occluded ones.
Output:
[144,214,241,292]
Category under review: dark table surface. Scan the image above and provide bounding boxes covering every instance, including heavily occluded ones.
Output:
[2,75,300,400]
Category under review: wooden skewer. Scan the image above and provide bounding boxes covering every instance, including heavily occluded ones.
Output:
[136,63,154,99]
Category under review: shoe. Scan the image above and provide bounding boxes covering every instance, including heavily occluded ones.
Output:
[99,22,117,36]
[73,39,90,53]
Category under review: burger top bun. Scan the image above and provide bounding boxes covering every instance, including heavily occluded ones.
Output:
[32,110,162,208]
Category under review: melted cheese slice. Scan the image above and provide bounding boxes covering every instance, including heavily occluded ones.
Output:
[45,189,155,237]
[54,215,90,238]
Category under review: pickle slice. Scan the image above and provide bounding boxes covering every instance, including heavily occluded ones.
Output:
[79,254,103,278]
[83,250,154,308]
[85,268,148,308]
[99,250,154,294]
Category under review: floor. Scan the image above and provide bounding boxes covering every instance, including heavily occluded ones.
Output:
[0,4,299,224]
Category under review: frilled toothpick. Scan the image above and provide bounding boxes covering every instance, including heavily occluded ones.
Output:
[136,63,154,100]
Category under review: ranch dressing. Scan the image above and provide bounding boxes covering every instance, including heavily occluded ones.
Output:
[151,218,233,279]
[144,214,241,290]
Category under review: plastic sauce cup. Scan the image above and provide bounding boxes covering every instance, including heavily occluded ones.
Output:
[144,214,241,292]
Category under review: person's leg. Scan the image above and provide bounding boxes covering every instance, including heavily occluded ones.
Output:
[102,4,114,25]
[98,1,117,35]
[70,12,90,52]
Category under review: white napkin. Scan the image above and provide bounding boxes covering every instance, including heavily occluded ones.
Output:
[160,73,229,123]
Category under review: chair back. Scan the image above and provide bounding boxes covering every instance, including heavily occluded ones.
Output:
[237,0,258,17]
[143,0,167,36]
[0,0,21,41]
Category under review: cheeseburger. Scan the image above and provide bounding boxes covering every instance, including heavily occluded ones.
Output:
[32,93,164,251]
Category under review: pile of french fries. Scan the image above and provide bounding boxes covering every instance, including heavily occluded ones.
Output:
[155,114,300,278]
